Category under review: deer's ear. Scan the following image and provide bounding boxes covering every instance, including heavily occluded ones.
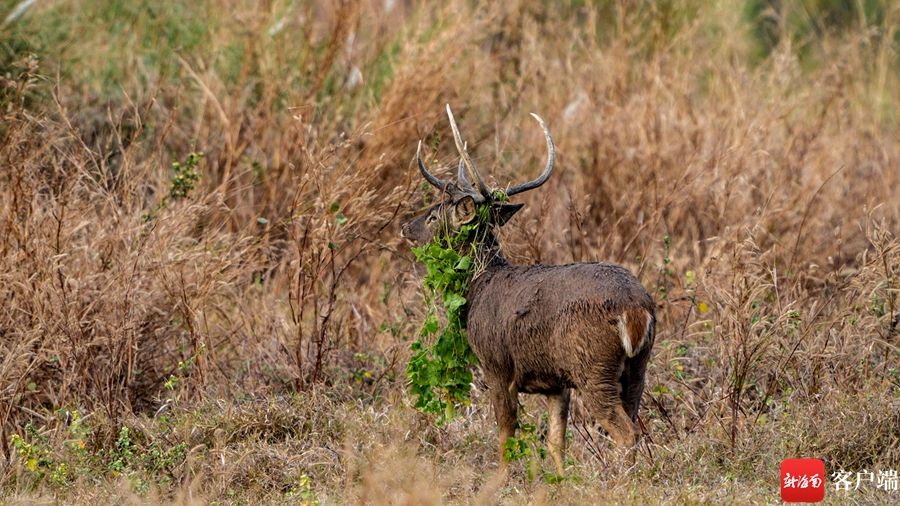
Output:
[453,196,477,225]
[493,203,524,226]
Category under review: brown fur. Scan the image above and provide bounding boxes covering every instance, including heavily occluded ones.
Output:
[467,262,655,464]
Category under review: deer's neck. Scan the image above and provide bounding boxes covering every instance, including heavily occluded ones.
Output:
[472,230,509,268]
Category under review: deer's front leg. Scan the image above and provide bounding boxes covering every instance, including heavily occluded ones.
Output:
[489,378,518,468]
[546,389,571,475]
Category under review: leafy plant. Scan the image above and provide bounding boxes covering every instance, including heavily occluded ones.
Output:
[502,420,546,481]
[286,473,319,505]
[406,206,492,423]
[142,441,188,485]
[503,422,542,462]
[9,421,79,488]
[169,151,203,200]
[10,425,53,477]
[143,151,204,222]
[108,426,135,474]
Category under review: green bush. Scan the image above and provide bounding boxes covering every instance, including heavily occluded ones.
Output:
[406,206,494,423]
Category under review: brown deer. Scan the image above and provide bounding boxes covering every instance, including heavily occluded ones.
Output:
[401,105,655,473]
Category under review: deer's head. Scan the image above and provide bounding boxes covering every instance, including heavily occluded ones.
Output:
[401,105,555,246]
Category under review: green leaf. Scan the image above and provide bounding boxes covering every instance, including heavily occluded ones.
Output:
[444,293,466,313]
[454,256,471,271]
[421,313,439,335]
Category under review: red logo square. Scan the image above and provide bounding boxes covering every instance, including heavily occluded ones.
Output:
[781,459,825,502]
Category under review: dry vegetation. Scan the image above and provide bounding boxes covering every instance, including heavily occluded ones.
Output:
[1,0,898,504]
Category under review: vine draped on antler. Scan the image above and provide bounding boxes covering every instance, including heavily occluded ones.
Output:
[406,205,493,422]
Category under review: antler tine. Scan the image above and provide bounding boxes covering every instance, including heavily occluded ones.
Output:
[457,159,474,191]
[505,113,556,197]
[416,140,448,190]
[446,104,492,198]
[456,142,476,190]
[457,158,486,202]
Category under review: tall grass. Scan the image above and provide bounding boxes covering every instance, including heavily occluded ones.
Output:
[1,0,897,503]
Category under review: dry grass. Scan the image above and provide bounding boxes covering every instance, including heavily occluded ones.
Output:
[1,0,898,503]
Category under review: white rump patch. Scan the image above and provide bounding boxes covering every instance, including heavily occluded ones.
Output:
[617,313,632,357]
[618,310,652,358]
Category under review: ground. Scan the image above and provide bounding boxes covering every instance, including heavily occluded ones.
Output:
[0,0,898,504]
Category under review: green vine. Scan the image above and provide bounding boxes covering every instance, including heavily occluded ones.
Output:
[407,205,491,423]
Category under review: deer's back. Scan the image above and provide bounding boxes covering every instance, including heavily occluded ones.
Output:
[466,262,654,393]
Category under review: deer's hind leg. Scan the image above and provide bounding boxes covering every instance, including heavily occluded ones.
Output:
[546,389,571,474]
[580,359,637,450]
[619,309,655,422]
[487,376,518,467]
[620,343,652,422]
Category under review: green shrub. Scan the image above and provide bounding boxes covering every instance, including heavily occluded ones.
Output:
[406,206,493,423]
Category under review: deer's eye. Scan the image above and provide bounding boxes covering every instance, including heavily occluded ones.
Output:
[426,214,438,224]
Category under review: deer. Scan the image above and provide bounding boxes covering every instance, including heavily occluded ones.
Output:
[401,105,656,474]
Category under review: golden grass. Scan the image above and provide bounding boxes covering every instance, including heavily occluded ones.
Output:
[1,0,898,503]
